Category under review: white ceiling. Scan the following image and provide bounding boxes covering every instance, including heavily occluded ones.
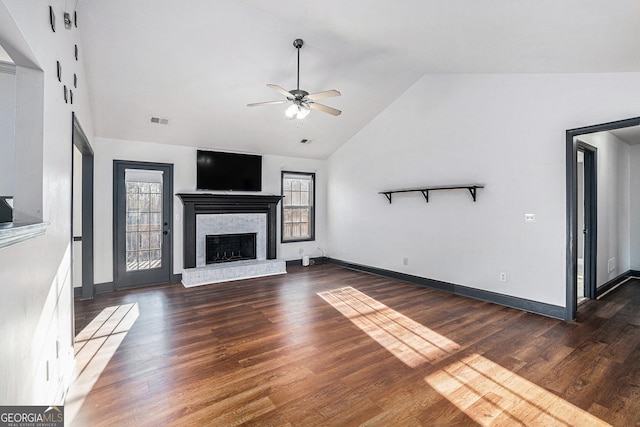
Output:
[77,0,640,159]
[610,126,640,145]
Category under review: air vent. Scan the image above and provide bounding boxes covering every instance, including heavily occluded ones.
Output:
[150,116,170,125]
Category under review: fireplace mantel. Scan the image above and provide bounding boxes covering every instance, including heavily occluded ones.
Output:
[177,194,283,269]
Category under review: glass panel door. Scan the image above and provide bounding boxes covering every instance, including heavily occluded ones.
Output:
[114,162,173,289]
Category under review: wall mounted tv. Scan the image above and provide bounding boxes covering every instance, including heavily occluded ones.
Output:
[196,150,262,191]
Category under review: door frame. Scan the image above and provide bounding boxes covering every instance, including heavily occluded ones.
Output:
[71,112,94,300]
[113,160,174,290]
[565,116,640,320]
[576,141,597,300]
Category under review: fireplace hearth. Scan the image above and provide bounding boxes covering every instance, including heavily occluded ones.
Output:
[206,233,257,264]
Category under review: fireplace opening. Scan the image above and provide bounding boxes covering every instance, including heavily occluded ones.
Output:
[206,233,257,264]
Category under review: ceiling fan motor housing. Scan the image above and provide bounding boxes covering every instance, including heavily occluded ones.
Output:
[289,89,309,100]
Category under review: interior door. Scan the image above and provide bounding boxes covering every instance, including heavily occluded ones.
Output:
[114,161,173,289]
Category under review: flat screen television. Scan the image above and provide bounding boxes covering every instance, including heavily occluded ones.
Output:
[196,150,262,191]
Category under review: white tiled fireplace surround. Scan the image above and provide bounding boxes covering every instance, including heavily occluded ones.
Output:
[196,214,266,266]
[182,213,286,287]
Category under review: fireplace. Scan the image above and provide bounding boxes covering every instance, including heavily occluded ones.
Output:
[177,193,283,269]
[177,194,286,287]
[206,233,257,264]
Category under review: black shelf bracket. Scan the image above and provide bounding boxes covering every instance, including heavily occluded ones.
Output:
[379,184,484,204]
[468,187,478,202]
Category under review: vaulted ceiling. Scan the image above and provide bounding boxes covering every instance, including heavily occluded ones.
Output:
[78,0,640,159]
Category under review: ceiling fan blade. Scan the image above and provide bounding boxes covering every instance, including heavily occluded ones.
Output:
[247,100,288,107]
[309,102,342,116]
[267,84,294,98]
[307,89,341,101]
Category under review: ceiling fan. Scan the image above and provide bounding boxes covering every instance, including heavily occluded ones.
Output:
[248,39,341,120]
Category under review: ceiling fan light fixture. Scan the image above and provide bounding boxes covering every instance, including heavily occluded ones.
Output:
[285,104,298,119]
[297,105,310,119]
[285,103,310,120]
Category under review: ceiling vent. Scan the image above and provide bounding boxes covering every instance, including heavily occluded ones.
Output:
[149,116,170,125]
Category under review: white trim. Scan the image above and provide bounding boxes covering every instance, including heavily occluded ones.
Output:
[0,221,49,249]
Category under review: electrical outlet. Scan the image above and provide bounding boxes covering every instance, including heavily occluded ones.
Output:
[608,258,616,273]
[299,248,304,255]
[403,257,409,265]
[499,272,508,282]
[524,213,536,223]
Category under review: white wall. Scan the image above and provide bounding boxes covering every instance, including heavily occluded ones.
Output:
[576,132,630,287]
[0,62,15,196]
[0,0,94,405]
[93,137,327,284]
[629,145,640,270]
[327,73,640,307]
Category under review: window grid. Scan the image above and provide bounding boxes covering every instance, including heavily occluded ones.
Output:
[125,181,162,271]
[282,172,314,242]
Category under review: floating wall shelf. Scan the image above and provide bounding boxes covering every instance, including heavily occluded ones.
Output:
[379,184,484,204]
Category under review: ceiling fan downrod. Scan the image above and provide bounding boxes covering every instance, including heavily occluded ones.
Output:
[293,38,303,91]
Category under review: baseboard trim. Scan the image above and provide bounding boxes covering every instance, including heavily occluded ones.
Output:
[93,274,182,296]
[326,258,565,320]
[596,270,638,298]
[94,281,114,295]
[286,257,325,267]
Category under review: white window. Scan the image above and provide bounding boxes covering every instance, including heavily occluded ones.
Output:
[281,171,315,242]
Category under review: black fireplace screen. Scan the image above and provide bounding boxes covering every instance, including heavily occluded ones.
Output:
[206,233,257,264]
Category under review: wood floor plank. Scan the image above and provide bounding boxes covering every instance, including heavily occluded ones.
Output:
[69,265,640,426]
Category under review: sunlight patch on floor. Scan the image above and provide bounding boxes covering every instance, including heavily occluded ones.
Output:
[65,303,139,425]
[425,353,611,426]
[318,287,459,367]
[319,287,609,425]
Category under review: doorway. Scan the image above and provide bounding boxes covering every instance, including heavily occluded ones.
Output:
[566,116,640,321]
[113,160,173,289]
[72,113,94,300]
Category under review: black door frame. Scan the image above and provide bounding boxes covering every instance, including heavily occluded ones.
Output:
[565,116,640,320]
[71,112,94,300]
[113,160,174,290]
[576,141,597,301]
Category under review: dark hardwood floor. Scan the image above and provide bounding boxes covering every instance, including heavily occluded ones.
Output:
[68,264,640,426]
